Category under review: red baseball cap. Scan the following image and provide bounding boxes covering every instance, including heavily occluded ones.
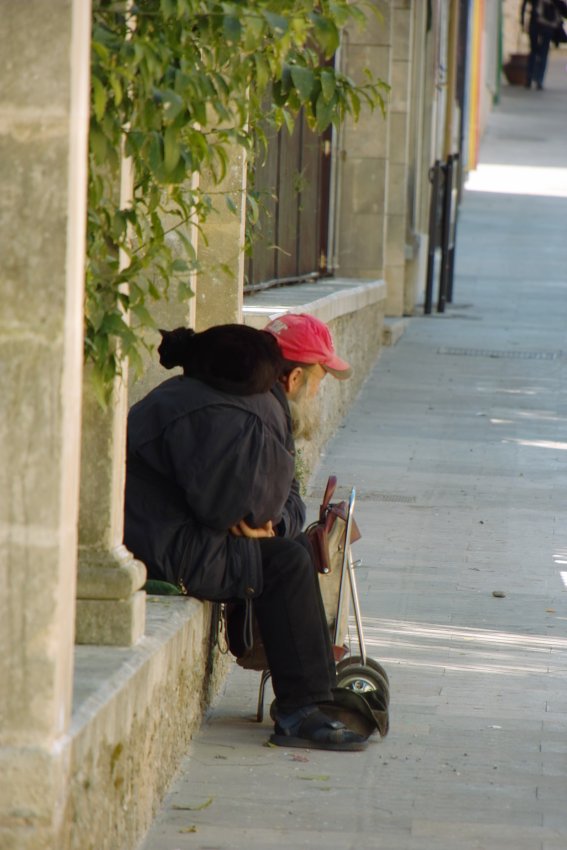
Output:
[264,313,352,380]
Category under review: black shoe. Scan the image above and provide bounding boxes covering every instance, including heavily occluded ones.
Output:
[270,705,368,751]
[536,82,543,90]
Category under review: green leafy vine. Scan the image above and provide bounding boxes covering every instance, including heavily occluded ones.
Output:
[87,0,388,404]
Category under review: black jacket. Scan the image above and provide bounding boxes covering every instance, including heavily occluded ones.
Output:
[124,376,295,600]
[522,0,567,29]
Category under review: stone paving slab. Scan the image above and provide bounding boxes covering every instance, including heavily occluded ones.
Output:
[138,58,567,850]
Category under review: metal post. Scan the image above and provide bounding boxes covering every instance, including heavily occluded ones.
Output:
[437,155,454,313]
[424,160,442,315]
[446,153,460,304]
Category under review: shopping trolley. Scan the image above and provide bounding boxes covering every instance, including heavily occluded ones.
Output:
[248,477,390,734]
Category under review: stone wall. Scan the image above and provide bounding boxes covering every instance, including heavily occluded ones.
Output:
[67,600,230,850]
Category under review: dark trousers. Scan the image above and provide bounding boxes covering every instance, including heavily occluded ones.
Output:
[254,534,336,712]
[527,26,553,86]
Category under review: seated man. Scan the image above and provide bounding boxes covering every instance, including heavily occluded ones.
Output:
[124,322,367,751]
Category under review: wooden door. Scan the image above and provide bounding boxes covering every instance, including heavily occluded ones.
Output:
[245,113,332,291]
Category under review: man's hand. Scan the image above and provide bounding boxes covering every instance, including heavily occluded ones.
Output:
[229,519,275,539]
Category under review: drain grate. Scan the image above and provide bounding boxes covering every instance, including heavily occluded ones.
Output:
[437,347,563,361]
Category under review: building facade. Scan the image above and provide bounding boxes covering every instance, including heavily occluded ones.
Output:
[0,2,503,848]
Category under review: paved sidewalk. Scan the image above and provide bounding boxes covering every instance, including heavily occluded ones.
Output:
[139,58,567,850]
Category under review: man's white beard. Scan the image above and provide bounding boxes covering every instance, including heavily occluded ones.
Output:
[288,382,321,441]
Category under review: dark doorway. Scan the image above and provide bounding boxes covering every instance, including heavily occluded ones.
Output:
[245,112,333,292]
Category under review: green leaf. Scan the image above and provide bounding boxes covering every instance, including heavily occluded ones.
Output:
[254,54,270,93]
[109,72,123,106]
[290,66,314,103]
[92,39,110,63]
[271,79,286,107]
[127,345,144,378]
[311,14,340,57]
[100,312,130,337]
[175,227,196,254]
[246,194,259,224]
[263,11,289,35]
[92,75,107,122]
[320,69,336,104]
[348,88,361,122]
[111,211,127,240]
[161,89,184,122]
[147,131,163,175]
[315,91,337,132]
[89,126,108,163]
[177,279,195,301]
[171,258,189,271]
[90,363,112,409]
[281,108,295,135]
[192,98,207,126]
[223,14,242,42]
[327,0,352,28]
[244,13,265,50]
[160,0,177,19]
[131,303,157,327]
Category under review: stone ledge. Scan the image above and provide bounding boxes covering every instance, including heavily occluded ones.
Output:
[71,596,202,729]
[69,596,230,850]
[382,317,409,346]
[242,277,387,327]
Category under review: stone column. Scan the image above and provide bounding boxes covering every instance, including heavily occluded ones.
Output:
[127,200,198,407]
[0,2,91,847]
[76,150,146,646]
[403,1,432,313]
[195,147,248,329]
[337,0,393,280]
[76,371,146,646]
[383,0,415,316]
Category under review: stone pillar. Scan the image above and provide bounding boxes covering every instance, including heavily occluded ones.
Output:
[127,199,199,406]
[403,1,432,313]
[195,147,248,329]
[0,2,91,847]
[76,372,146,646]
[383,0,415,316]
[76,111,145,647]
[337,0,393,280]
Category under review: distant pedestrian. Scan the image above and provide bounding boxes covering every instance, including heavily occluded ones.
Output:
[521,0,567,90]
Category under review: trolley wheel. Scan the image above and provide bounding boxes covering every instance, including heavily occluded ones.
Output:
[337,654,389,685]
[336,658,390,703]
